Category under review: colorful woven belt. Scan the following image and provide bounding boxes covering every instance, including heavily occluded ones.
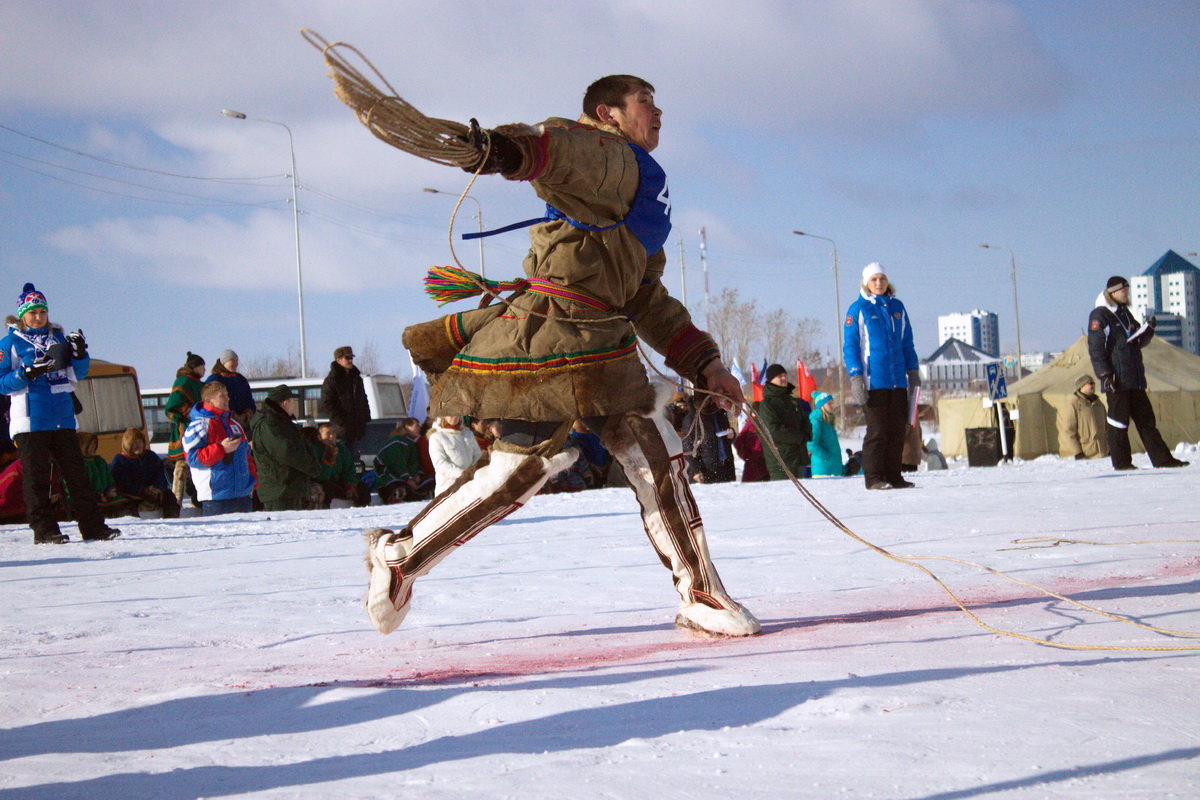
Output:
[424,266,611,312]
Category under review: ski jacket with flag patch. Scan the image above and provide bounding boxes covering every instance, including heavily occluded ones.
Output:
[0,322,87,435]
[843,291,918,391]
[1087,293,1153,391]
[183,402,255,502]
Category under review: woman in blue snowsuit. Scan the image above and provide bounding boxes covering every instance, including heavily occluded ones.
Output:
[843,264,920,490]
[0,283,120,543]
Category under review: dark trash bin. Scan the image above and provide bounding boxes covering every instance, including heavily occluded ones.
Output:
[966,427,1000,467]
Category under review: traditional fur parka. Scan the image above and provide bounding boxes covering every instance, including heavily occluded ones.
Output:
[404,115,721,423]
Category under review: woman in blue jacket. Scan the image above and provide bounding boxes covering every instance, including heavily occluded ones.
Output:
[0,283,121,543]
[843,264,921,490]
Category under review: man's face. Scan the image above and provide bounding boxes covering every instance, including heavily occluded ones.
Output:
[319,426,336,445]
[770,372,789,387]
[337,354,355,370]
[602,88,661,152]
[1111,286,1130,305]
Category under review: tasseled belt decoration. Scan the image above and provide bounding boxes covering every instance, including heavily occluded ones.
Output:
[423,266,611,312]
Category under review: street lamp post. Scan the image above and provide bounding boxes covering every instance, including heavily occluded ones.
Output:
[793,230,846,410]
[221,109,308,378]
[980,243,1024,381]
[423,187,485,278]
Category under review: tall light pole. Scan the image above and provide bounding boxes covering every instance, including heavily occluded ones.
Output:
[698,227,711,329]
[423,187,485,278]
[980,243,1024,380]
[793,230,846,408]
[221,109,308,378]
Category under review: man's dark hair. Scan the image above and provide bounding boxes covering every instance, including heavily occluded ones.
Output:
[582,75,654,120]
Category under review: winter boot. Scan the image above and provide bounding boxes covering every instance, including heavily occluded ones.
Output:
[675,600,762,637]
[364,528,415,634]
[601,410,762,638]
[34,530,69,544]
[81,526,121,541]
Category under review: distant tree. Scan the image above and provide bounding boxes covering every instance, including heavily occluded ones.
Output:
[355,340,381,375]
[241,345,305,380]
[708,289,825,373]
[706,288,759,371]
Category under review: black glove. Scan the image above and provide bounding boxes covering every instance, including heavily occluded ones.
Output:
[1146,315,1157,331]
[1100,374,1115,393]
[22,355,54,382]
[67,329,87,359]
[907,369,921,390]
[459,119,524,176]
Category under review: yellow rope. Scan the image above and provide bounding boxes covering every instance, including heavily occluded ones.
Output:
[304,29,1200,652]
[640,351,1200,651]
[1001,536,1200,551]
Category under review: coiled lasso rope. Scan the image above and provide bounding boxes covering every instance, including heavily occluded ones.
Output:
[303,29,1200,652]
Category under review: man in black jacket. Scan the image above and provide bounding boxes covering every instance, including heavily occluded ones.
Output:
[1087,275,1188,471]
[758,364,812,481]
[319,346,371,456]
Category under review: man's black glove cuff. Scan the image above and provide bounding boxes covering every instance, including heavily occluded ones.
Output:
[460,119,524,176]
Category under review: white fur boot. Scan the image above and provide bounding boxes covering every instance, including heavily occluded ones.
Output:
[675,601,762,637]
[364,528,414,635]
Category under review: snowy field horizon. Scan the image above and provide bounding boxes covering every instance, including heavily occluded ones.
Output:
[3,443,1199,799]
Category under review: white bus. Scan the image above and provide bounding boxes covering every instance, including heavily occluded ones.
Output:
[141,373,407,449]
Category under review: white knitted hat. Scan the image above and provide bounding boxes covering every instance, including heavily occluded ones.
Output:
[862,262,887,283]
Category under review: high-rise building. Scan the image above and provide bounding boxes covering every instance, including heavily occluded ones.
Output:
[937,309,999,357]
[1129,250,1200,356]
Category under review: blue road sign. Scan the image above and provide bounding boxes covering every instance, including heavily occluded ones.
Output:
[986,363,1008,401]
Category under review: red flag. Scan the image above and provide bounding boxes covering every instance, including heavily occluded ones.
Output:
[795,358,817,404]
[750,361,763,403]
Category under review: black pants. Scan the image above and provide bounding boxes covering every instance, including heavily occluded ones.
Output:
[1105,389,1173,468]
[862,388,908,486]
[14,429,107,540]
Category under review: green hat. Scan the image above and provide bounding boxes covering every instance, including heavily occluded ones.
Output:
[267,384,296,403]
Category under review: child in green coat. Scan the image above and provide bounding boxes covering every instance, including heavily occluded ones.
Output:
[807,392,844,477]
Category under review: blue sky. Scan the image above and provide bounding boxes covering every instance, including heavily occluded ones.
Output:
[2,0,1198,386]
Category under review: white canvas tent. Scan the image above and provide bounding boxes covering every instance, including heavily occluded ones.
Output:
[937,336,1200,459]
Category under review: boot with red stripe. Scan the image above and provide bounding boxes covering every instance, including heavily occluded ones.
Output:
[364,528,415,634]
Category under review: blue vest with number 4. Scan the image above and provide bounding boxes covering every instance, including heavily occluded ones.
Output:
[463,142,672,256]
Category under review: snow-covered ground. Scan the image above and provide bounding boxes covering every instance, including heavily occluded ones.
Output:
[3,444,1199,800]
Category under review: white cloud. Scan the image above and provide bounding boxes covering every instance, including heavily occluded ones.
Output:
[2,0,1071,131]
[45,208,449,292]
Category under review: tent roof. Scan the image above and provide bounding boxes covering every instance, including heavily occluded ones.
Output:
[1010,335,1200,395]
